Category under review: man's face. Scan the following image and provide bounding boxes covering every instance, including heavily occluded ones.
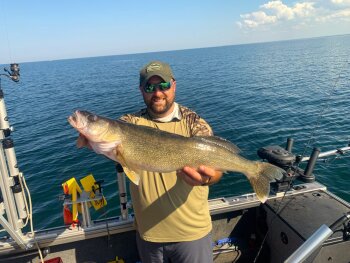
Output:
[140,75,176,118]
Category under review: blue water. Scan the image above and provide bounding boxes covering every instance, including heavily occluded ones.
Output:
[2,34,350,230]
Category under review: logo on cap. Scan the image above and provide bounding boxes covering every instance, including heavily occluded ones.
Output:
[146,63,162,73]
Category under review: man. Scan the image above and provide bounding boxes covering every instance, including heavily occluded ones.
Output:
[119,61,223,263]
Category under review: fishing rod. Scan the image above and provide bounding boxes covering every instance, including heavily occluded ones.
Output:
[0,64,20,82]
[301,144,350,162]
[0,63,45,262]
[259,139,350,188]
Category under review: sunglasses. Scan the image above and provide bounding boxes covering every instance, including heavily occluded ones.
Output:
[143,81,172,93]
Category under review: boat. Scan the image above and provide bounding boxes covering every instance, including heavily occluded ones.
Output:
[0,64,349,263]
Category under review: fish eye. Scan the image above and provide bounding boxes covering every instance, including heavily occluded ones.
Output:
[87,114,97,122]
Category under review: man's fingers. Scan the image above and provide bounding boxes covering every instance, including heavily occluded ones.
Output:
[180,166,213,186]
[183,167,202,181]
[177,170,201,186]
[198,165,216,177]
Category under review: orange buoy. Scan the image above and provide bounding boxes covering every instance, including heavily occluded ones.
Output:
[63,205,73,225]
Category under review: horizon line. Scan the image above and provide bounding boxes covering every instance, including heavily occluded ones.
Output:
[1,33,349,65]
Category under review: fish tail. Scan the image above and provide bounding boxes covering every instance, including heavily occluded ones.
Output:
[246,162,284,203]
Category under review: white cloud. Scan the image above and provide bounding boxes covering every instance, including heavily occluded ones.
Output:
[238,0,350,30]
[239,1,315,28]
[239,11,277,28]
[317,8,350,21]
[293,2,315,17]
[261,1,296,20]
[331,0,350,5]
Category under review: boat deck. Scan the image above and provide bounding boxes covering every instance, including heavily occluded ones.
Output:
[1,181,349,263]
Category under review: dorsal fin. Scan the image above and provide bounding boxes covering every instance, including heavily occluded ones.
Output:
[195,136,241,154]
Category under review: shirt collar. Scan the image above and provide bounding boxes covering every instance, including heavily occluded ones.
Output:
[152,103,182,123]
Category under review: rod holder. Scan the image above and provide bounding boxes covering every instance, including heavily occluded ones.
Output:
[286,138,294,153]
[301,147,319,182]
[116,163,128,220]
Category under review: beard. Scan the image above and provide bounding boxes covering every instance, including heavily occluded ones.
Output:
[146,95,175,117]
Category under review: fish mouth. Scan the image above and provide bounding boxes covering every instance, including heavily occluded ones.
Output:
[68,110,87,130]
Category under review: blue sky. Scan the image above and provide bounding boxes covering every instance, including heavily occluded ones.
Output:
[0,0,349,63]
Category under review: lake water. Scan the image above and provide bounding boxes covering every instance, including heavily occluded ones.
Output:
[2,34,350,230]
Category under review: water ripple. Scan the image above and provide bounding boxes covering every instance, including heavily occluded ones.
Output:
[3,35,350,229]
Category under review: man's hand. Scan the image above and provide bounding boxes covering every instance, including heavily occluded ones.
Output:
[177,165,223,186]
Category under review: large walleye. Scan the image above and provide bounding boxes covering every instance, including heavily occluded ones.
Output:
[68,110,284,203]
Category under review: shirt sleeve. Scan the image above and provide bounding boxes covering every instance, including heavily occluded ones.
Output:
[179,105,213,137]
[119,114,135,124]
[191,117,213,137]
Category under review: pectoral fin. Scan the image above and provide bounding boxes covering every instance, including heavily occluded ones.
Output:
[77,134,89,148]
[114,145,141,185]
[122,166,141,185]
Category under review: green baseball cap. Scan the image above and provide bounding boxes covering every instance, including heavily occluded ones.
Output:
[139,61,175,87]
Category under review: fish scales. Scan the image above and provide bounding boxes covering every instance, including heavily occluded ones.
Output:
[68,110,284,203]
[115,121,252,173]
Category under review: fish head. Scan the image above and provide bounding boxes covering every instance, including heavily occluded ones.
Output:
[68,110,111,142]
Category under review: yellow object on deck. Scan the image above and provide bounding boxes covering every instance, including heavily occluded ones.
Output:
[62,177,82,222]
[80,174,107,210]
[62,174,107,225]
[107,256,125,263]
